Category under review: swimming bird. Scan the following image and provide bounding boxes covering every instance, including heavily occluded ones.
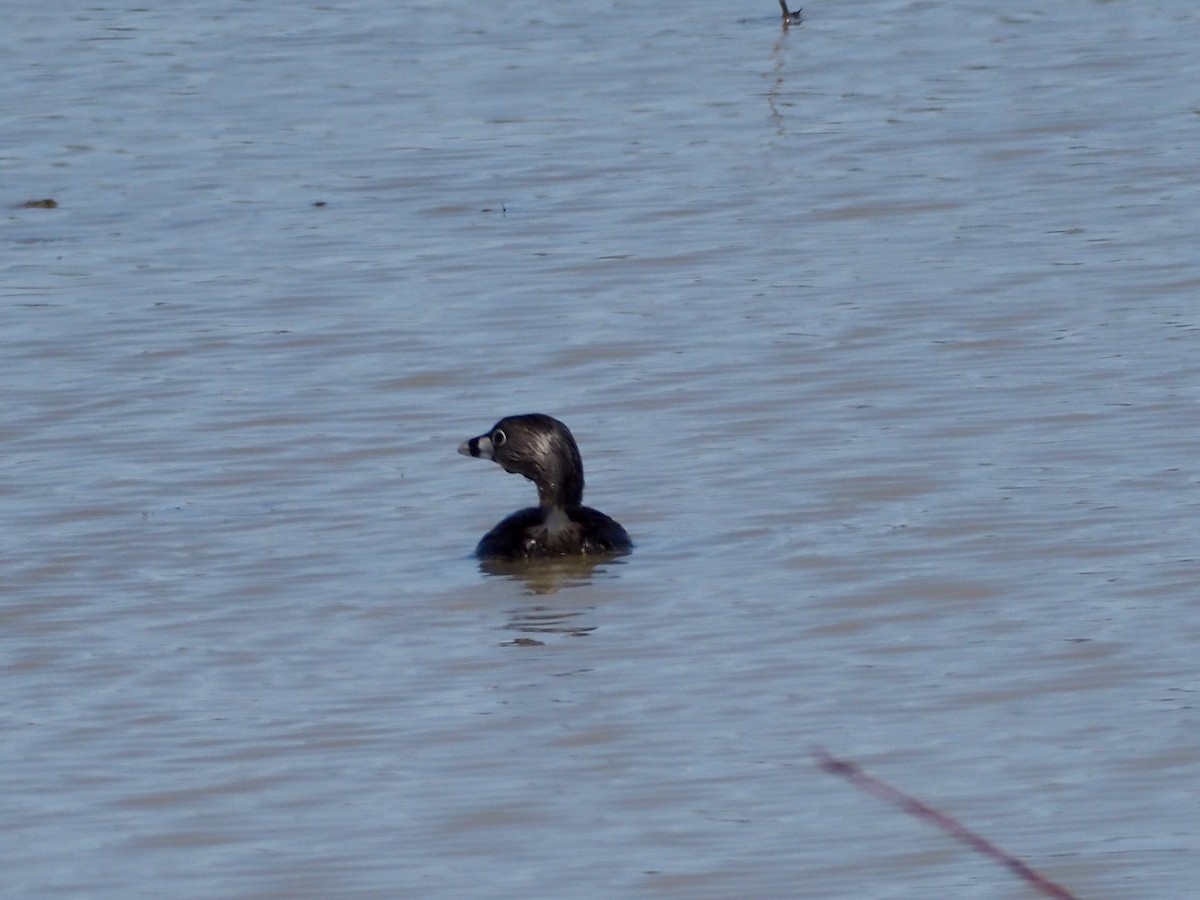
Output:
[779,0,803,27]
[458,414,632,560]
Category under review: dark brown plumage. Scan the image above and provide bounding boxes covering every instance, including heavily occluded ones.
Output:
[458,414,632,560]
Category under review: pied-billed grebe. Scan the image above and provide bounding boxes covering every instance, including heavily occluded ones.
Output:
[458,413,632,560]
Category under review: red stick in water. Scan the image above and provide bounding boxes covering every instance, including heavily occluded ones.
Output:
[813,748,1078,900]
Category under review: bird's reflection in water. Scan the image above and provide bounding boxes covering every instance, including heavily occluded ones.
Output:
[477,555,627,645]
[503,605,595,645]
[477,554,624,593]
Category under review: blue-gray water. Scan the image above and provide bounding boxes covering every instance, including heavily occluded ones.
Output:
[4,1,1198,897]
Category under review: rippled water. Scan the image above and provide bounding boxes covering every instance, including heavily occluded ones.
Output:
[4,1,1199,897]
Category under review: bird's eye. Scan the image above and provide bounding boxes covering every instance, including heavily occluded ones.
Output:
[492,429,506,447]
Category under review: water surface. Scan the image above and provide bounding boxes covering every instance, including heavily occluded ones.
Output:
[4,1,1199,897]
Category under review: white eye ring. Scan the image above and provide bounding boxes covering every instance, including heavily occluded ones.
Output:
[492,429,506,447]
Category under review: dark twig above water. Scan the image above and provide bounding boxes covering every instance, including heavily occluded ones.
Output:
[814,748,1080,900]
